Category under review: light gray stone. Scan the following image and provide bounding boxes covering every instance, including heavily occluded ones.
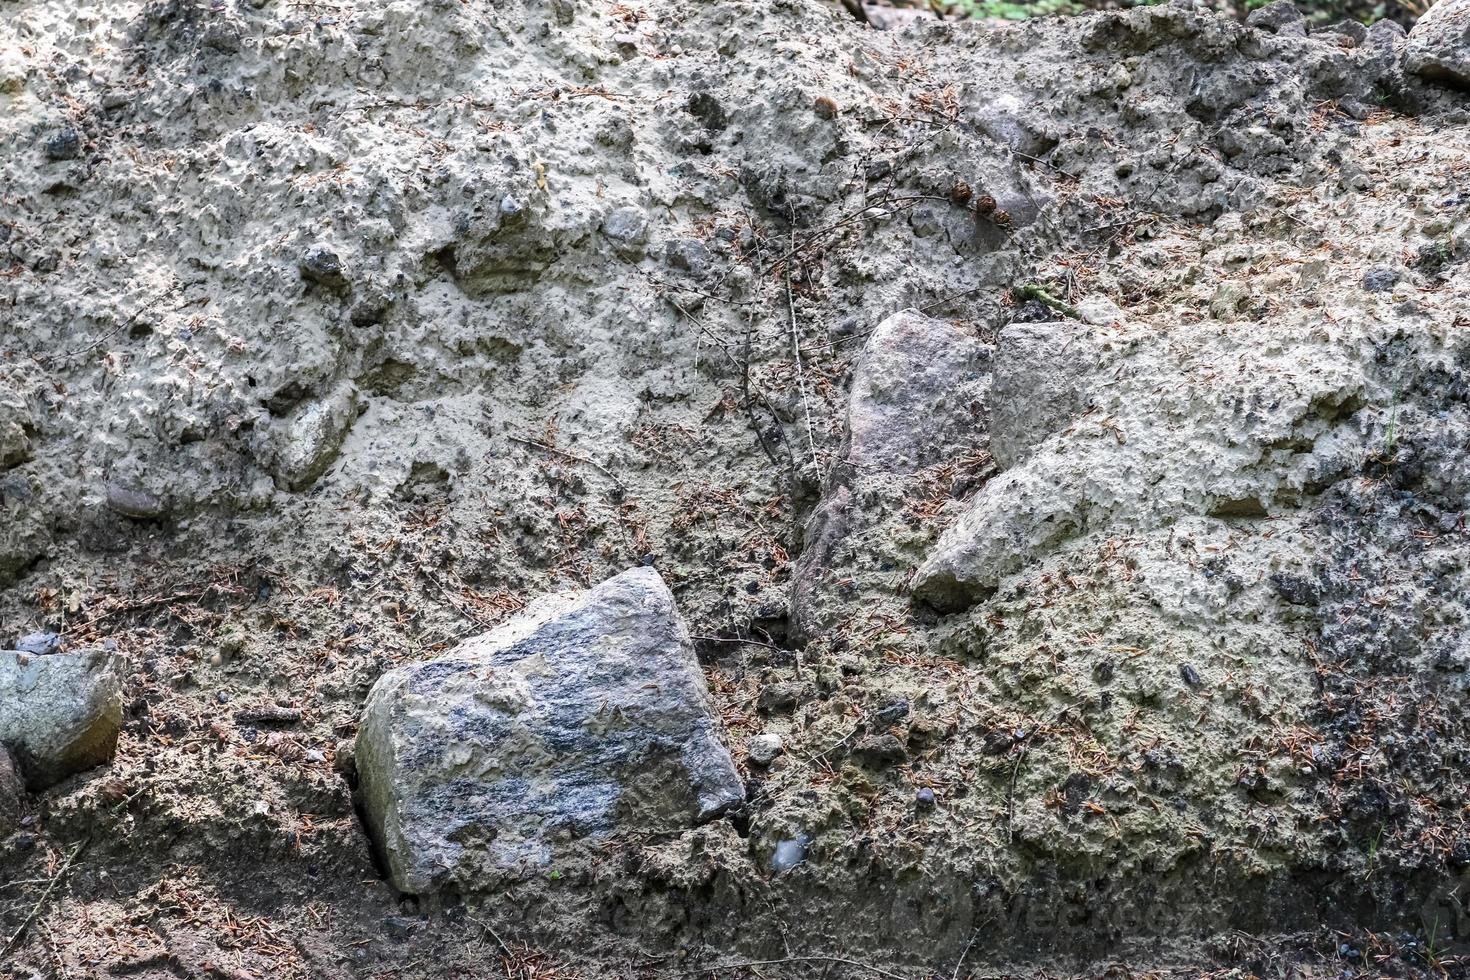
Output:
[601,206,649,257]
[842,309,987,476]
[746,733,784,767]
[266,383,360,491]
[990,320,1100,470]
[356,567,744,895]
[1245,0,1306,36]
[790,309,990,641]
[0,648,123,791]
[1406,0,1470,88]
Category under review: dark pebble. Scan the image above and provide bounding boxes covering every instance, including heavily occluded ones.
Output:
[44,128,82,161]
[1362,266,1400,293]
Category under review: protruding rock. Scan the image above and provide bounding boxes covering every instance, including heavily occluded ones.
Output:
[746,733,784,767]
[105,482,168,521]
[1245,0,1306,36]
[1405,0,1470,88]
[299,243,349,291]
[790,310,989,640]
[266,383,360,491]
[989,320,1099,470]
[44,127,81,161]
[602,206,649,257]
[0,648,123,791]
[842,309,987,476]
[356,567,744,895]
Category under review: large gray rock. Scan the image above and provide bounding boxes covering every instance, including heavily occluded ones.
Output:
[0,648,124,790]
[356,567,744,895]
[1406,0,1470,88]
[790,310,990,641]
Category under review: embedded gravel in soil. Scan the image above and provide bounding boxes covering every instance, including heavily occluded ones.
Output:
[2,0,1470,976]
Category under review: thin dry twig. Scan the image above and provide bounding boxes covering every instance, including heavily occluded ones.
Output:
[3,839,87,957]
[784,225,821,490]
[509,435,626,492]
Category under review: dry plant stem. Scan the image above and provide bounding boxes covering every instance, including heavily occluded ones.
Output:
[3,840,87,957]
[758,194,950,277]
[785,226,822,491]
[1006,701,1088,842]
[508,435,626,492]
[1016,283,1082,321]
[463,912,515,961]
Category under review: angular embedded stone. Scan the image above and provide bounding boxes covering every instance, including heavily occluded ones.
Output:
[105,482,168,520]
[790,310,989,641]
[356,567,743,895]
[0,648,124,791]
[990,320,1099,470]
[266,383,360,491]
[1406,0,1470,89]
[842,309,987,476]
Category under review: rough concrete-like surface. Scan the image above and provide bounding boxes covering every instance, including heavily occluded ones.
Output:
[2,0,1470,976]
[0,744,24,834]
[357,567,743,895]
[1406,0,1470,88]
[0,648,122,790]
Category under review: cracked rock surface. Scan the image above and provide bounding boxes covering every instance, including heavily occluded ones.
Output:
[356,567,743,895]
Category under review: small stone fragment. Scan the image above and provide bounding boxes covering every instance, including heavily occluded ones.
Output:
[15,631,59,656]
[0,648,123,790]
[871,698,910,727]
[44,127,81,161]
[602,206,649,257]
[105,482,168,521]
[746,733,784,767]
[1362,265,1401,293]
[771,834,810,873]
[299,243,349,291]
[664,239,709,275]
